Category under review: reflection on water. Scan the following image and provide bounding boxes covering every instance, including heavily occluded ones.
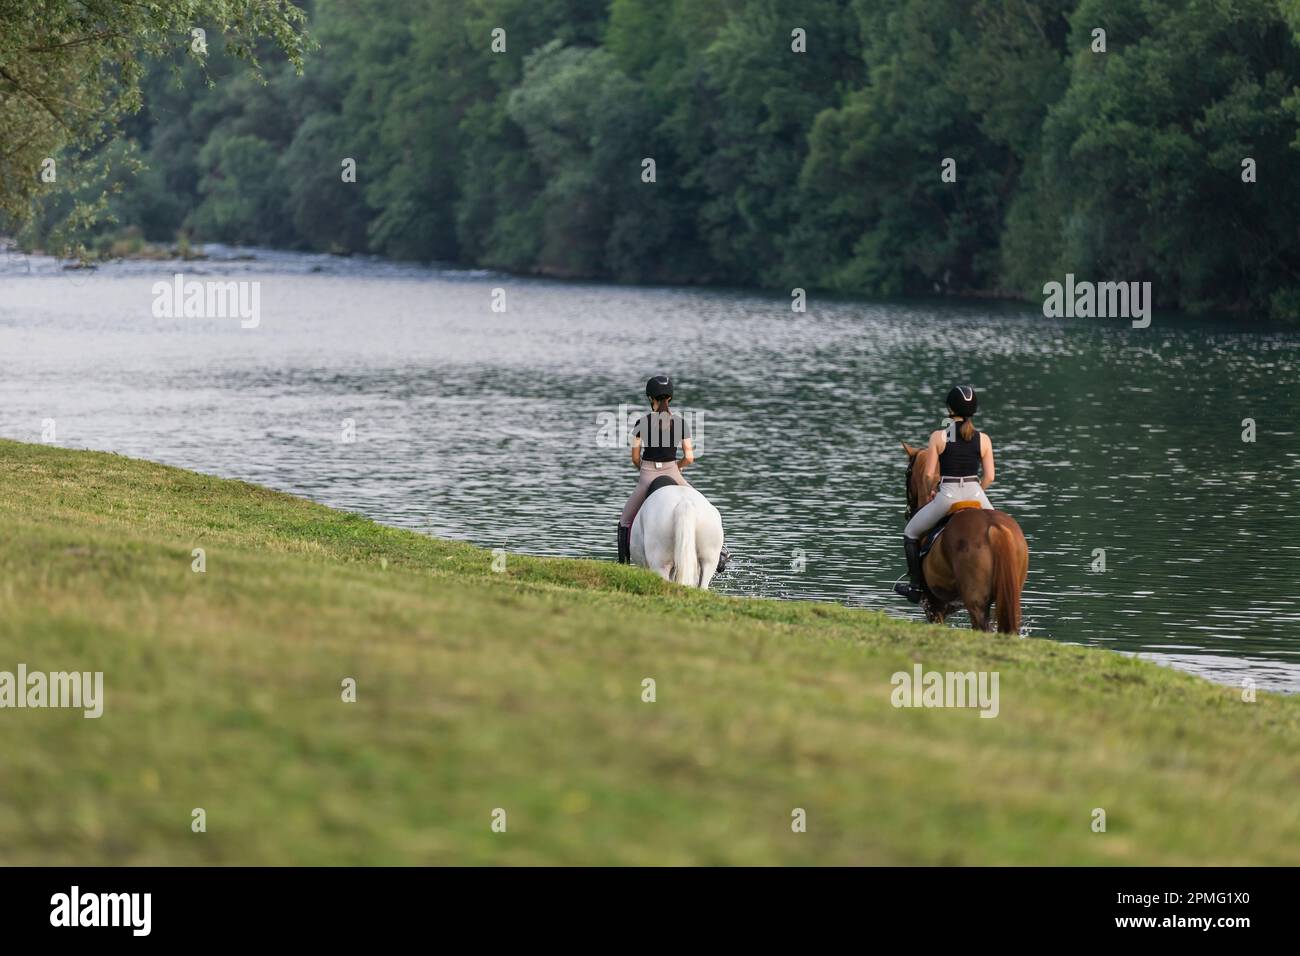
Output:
[2,246,1299,691]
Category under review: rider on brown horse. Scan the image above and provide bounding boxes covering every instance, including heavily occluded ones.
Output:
[895,385,995,603]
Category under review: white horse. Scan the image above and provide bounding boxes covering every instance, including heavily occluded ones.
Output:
[630,485,725,588]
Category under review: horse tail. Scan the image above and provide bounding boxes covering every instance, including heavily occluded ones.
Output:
[988,522,1023,634]
[672,495,699,586]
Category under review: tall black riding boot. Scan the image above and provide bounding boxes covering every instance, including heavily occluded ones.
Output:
[617,525,631,564]
[893,536,925,604]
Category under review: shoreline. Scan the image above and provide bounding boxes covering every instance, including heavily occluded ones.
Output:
[7,234,1274,323]
[2,433,1291,695]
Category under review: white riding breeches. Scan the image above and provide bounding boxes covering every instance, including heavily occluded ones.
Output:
[904,481,993,539]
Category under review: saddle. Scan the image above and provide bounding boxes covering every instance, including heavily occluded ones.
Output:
[919,500,983,559]
[644,475,680,498]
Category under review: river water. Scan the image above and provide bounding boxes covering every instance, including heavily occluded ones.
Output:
[2,246,1298,691]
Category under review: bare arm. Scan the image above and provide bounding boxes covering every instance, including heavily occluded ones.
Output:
[678,437,695,469]
[980,433,995,489]
[631,436,642,469]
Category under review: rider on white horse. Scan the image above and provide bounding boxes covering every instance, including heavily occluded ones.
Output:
[894,385,997,603]
[617,375,727,577]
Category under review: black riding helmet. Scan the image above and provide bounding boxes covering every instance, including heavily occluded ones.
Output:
[946,384,977,418]
[646,375,673,400]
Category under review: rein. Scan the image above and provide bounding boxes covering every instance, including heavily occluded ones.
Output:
[904,457,917,519]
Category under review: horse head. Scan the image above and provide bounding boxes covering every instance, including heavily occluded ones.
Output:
[900,441,924,519]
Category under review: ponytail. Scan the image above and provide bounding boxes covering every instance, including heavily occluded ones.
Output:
[959,417,975,441]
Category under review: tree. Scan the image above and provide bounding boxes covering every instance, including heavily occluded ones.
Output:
[190,133,291,245]
[1009,0,1300,315]
[0,0,309,250]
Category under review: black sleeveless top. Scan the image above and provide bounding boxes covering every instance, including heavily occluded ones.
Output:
[634,411,691,463]
[938,423,981,477]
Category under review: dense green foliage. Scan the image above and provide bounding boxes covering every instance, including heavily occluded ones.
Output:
[8,0,1300,315]
[0,0,309,256]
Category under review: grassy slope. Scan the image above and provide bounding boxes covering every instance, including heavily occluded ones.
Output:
[0,439,1297,865]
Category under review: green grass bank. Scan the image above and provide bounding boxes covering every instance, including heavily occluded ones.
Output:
[0,439,1297,865]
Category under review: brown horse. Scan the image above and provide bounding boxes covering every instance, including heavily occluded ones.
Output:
[900,442,1029,633]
